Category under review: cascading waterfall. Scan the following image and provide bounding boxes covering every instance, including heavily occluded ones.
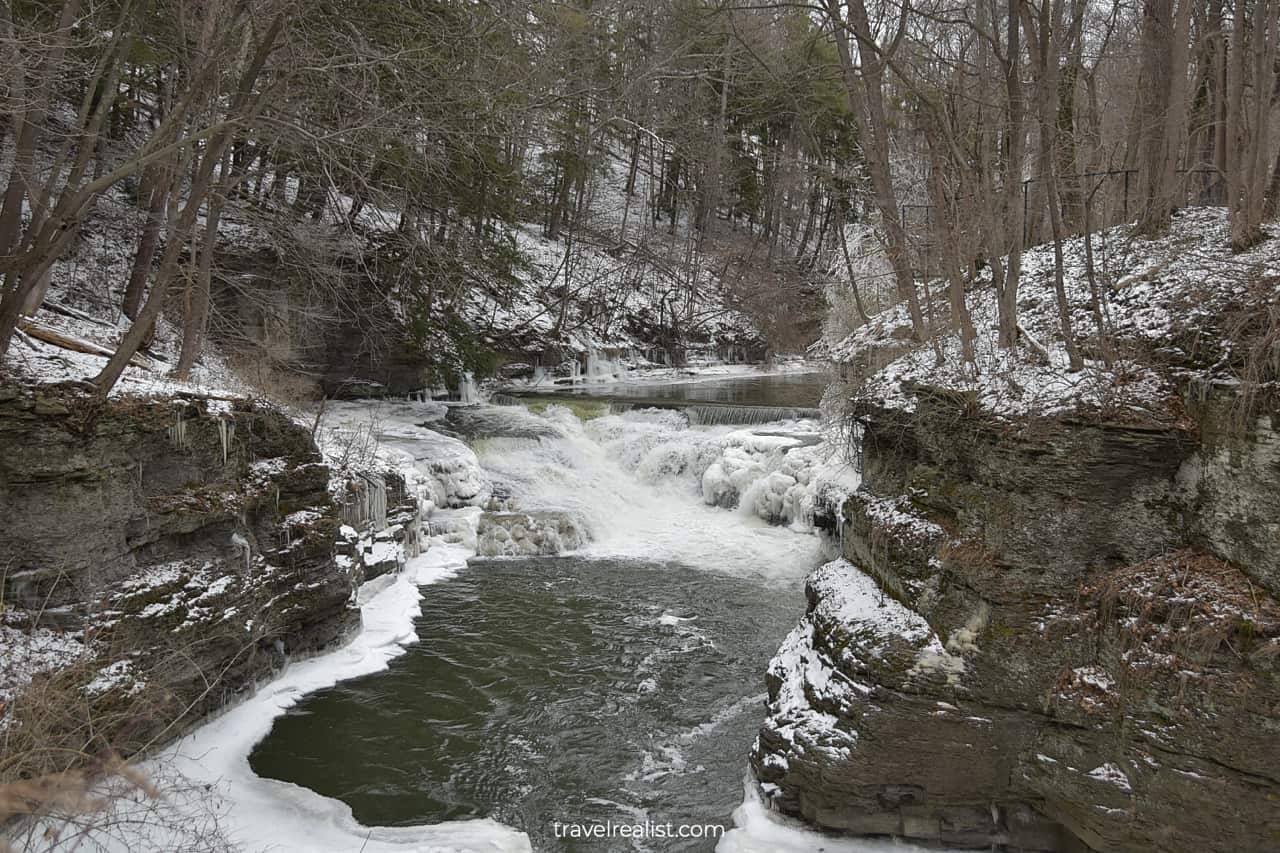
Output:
[462,406,850,568]
[685,404,822,426]
[458,372,480,404]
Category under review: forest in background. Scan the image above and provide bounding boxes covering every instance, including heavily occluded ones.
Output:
[0,0,1277,395]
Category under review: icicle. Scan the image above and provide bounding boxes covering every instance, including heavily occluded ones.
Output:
[458,372,480,404]
[586,348,627,381]
[230,532,252,573]
[217,419,235,466]
[368,473,387,530]
[167,409,188,450]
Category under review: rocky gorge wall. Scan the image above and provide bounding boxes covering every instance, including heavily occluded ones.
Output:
[0,385,416,759]
[751,385,1280,852]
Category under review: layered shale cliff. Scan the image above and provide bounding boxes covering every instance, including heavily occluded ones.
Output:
[751,386,1280,852]
[0,385,414,758]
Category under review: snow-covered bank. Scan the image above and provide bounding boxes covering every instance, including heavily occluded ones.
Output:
[716,781,944,853]
[37,544,530,853]
[824,207,1278,423]
[19,394,854,853]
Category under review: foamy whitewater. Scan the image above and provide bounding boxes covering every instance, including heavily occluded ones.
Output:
[472,406,833,580]
[32,399,934,853]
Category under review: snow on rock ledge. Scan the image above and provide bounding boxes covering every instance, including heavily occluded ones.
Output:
[751,558,1065,851]
[755,559,947,789]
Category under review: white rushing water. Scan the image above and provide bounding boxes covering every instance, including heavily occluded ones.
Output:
[473,407,835,581]
[35,399,886,853]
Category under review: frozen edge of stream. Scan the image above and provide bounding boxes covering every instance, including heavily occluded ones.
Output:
[159,544,532,853]
[45,398,934,853]
[39,543,532,853]
[102,542,898,853]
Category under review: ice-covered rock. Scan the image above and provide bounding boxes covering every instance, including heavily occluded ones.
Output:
[476,511,585,557]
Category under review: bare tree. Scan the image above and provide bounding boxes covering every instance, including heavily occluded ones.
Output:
[825,0,927,341]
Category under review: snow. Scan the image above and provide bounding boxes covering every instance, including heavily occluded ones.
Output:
[8,307,254,403]
[858,494,945,542]
[318,400,492,511]
[826,207,1278,422]
[1072,665,1115,693]
[1086,763,1133,792]
[809,559,936,656]
[759,624,861,765]
[38,545,531,853]
[717,780,946,853]
[754,558,971,784]
[83,660,145,698]
[0,626,88,728]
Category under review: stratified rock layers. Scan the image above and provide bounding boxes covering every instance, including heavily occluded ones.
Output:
[0,388,363,750]
[752,389,1280,852]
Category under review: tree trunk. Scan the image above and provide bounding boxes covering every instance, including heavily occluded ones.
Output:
[924,127,976,363]
[1027,0,1085,369]
[123,166,173,320]
[836,203,871,324]
[999,0,1026,349]
[827,0,927,340]
[1133,0,1192,236]
[174,183,226,379]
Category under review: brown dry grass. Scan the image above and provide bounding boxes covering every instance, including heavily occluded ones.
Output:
[1083,548,1280,666]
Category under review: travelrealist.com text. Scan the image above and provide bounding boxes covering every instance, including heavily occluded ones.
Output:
[551,821,726,840]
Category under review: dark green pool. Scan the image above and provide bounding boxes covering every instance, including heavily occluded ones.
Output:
[249,555,812,852]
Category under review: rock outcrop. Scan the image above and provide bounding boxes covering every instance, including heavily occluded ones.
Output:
[751,386,1280,852]
[0,386,379,754]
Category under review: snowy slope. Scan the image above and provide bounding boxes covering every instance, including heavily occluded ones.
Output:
[827,207,1280,421]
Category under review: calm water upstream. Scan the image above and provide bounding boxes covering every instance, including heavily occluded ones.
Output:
[554,371,829,408]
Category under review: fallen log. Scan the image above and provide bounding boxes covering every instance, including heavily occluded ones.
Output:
[18,319,162,372]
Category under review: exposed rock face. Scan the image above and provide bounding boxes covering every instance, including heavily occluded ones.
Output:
[751,388,1280,852]
[0,386,363,752]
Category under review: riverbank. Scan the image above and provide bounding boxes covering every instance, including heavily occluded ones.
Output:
[6,393,894,852]
[754,208,1280,852]
[25,545,533,853]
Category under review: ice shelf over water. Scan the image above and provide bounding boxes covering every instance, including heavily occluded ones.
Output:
[35,545,531,852]
[32,397,895,853]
